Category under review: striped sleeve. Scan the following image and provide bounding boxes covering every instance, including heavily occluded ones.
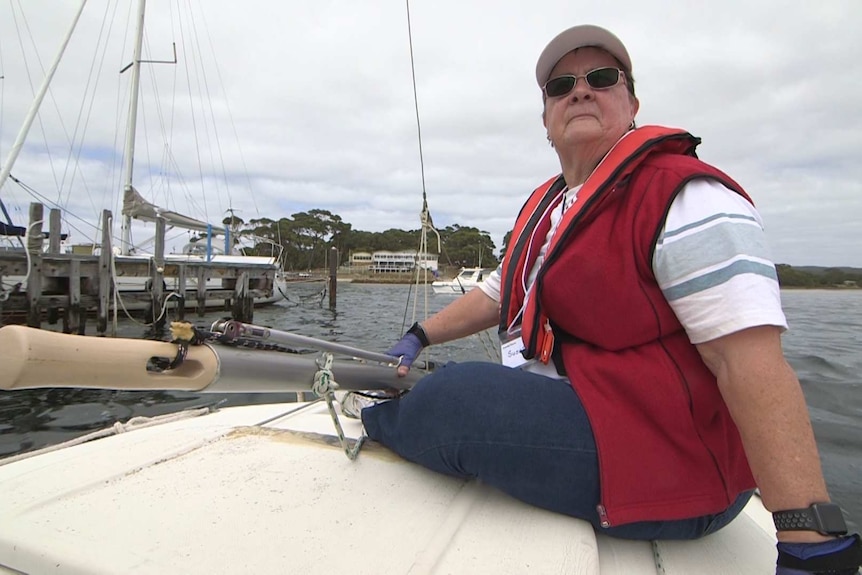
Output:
[653,178,787,344]
[477,263,503,302]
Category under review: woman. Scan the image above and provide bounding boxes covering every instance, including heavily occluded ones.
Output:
[344,24,861,573]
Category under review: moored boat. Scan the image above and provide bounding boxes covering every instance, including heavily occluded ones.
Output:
[431,267,490,295]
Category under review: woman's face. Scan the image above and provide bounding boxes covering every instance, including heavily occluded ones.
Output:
[543,47,639,153]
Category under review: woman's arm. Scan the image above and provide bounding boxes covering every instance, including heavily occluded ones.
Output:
[696,325,832,543]
[421,287,500,345]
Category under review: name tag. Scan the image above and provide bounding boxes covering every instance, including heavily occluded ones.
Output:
[501,336,531,368]
[499,326,535,370]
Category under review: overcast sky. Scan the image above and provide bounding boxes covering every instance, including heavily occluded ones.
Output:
[1,0,860,267]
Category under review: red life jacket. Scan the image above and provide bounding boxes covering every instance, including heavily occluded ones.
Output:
[500,126,756,525]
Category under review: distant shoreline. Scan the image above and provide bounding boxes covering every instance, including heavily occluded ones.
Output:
[286,272,862,289]
[780,285,861,290]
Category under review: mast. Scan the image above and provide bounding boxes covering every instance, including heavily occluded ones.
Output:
[0,0,90,199]
[119,0,147,255]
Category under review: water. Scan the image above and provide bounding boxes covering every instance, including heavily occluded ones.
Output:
[1,284,859,532]
[779,290,862,532]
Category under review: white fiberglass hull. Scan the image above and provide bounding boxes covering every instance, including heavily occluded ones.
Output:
[431,282,477,295]
[111,275,289,311]
[0,400,777,574]
[431,268,489,296]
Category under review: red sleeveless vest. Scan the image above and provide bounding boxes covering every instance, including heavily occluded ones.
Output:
[500,126,757,525]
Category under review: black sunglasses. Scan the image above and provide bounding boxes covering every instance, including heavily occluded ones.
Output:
[543,67,624,98]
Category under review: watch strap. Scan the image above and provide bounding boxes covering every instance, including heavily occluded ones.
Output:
[773,503,848,535]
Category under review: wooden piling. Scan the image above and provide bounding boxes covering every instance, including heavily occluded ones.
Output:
[231,271,253,322]
[329,246,338,310]
[150,217,166,327]
[48,208,62,254]
[176,263,186,320]
[196,266,207,315]
[45,208,63,325]
[97,210,112,334]
[26,203,43,328]
[0,268,5,319]
[64,258,83,334]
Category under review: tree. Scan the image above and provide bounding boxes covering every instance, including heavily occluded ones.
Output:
[236,206,511,271]
[285,209,349,269]
[377,228,421,252]
[437,225,498,268]
[501,230,513,259]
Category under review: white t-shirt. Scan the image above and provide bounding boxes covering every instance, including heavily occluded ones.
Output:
[478,178,787,378]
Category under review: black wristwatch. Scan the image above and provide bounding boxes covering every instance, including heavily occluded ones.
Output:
[407,322,431,347]
[773,503,848,536]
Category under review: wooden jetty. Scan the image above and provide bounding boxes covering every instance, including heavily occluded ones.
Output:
[0,203,282,334]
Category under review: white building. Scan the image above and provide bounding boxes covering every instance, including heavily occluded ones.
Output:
[350,252,373,268]
[350,250,438,273]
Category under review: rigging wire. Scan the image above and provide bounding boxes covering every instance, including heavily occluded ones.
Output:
[163,0,180,213]
[0,22,5,164]
[403,0,429,334]
[9,0,61,199]
[11,0,99,217]
[138,29,173,221]
[108,0,134,241]
[6,174,182,256]
[9,175,100,240]
[196,4,259,219]
[5,0,122,246]
[186,2,233,213]
[58,0,119,223]
[405,0,427,208]
[0,33,14,240]
[140,27,171,211]
[2,1,257,259]
[402,1,498,365]
[176,6,209,226]
[403,0,449,374]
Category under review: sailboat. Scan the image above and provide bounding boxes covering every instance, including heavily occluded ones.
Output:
[0,0,287,317]
[112,185,289,313]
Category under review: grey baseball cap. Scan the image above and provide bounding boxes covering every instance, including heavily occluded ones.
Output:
[535,25,632,87]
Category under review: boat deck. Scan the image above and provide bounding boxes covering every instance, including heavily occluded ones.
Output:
[0,401,777,574]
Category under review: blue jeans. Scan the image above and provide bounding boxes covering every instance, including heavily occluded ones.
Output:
[361,361,752,541]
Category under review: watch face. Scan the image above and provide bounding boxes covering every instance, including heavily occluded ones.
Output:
[813,503,847,533]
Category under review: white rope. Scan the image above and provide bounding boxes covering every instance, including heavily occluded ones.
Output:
[0,218,54,307]
[108,239,183,328]
[0,407,211,467]
[312,351,339,396]
[313,352,367,460]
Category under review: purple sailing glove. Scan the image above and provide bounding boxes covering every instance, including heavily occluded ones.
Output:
[386,322,429,375]
[776,533,861,574]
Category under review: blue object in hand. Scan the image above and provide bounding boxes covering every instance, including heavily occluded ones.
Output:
[386,330,425,370]
[775,533,861,574]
